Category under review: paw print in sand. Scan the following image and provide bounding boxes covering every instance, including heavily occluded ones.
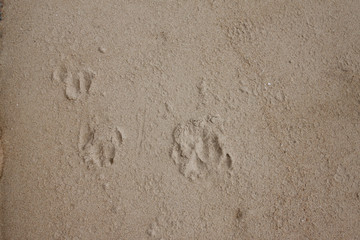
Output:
[52,61,95,100]
[78,122,124,168]
[171,115,233,181]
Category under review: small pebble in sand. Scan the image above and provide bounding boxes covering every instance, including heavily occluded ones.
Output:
[102,183,110,190]
[98,46,107,53]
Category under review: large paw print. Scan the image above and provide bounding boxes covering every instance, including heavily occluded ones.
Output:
[171,115,233,181]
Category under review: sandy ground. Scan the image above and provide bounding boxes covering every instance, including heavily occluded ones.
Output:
[0,1,360,239]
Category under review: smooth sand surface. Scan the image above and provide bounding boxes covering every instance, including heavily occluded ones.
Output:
[0,1,360,239]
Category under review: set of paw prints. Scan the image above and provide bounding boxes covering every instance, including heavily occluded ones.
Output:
[52,60,124,168]
[52,62,234,178]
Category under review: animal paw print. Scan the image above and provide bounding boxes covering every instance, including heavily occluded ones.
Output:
[79,123,124,168]
[52,63,95,100]
[171,115,233,181]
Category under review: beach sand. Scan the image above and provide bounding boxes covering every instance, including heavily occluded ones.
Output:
[0,1,359,239]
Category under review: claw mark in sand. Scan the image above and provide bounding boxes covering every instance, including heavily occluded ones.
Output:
[113,127,124,147]
[52,62,96,100]
[136,108,147,157]
[79,122,124,168]
[171,115,233,181]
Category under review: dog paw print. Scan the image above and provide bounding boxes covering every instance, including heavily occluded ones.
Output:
[52,63,95,100]
[171,115,233,181]
[78,123,124,168]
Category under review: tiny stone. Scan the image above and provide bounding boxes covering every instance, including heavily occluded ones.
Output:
[103,183,110,190]
[98,46,107,53]
[111,205,121,214]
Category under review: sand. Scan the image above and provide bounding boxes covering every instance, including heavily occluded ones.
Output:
[0,1,360,239]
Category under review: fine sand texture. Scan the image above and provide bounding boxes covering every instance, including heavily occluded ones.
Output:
[0,1,360,239]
